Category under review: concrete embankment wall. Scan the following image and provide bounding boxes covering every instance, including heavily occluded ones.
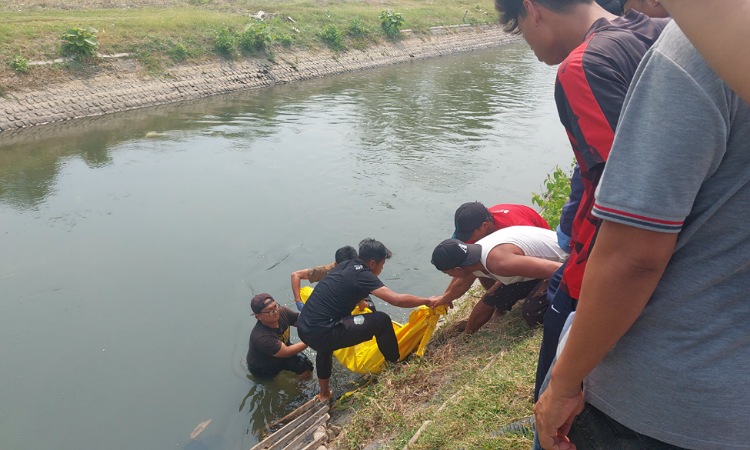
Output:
[0,25,521,133]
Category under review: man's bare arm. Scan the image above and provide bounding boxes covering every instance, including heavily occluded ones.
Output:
[437,274,478,306]
[290,268,310,303]
[485,245,562,280]
[534,221,677,450]
[371,286,438,308]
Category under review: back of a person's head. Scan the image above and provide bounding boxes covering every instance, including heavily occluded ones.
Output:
[334,246,358,264]
[596,0,624,14]
[495,0,593,33]
[358,238,392,263]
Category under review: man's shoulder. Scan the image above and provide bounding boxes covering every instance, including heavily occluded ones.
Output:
[249,321,272,341]
[307,262,336,283]
[558,14,666,78]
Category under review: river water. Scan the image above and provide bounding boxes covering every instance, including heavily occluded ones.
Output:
[0,43,569,449]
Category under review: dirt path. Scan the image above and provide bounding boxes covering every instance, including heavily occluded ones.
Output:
[0,25,520,133]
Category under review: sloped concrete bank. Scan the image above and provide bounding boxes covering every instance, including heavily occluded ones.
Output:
[0,25,521,133]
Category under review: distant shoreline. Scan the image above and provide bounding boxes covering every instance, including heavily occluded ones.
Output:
[0,25,521,134]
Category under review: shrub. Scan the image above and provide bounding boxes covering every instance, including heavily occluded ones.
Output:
[167,42,190,62]
[319,24,344,51]
[274,33,294,48]
[239,23,272,53]
[379,10,405,40]
[10,55,29,73]
[214,27,238,57]
[347,17,370,39]
[61,27,99,57]
[531,164,574,230]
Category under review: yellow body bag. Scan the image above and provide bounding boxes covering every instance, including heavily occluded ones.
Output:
[299,286,446,374]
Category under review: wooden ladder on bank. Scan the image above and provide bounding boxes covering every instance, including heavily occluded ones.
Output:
[250,398,331,450]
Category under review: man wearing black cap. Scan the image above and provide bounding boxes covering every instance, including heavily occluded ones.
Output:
[453,202,549,244]
[246,293,313,379]
[432,226,567,333]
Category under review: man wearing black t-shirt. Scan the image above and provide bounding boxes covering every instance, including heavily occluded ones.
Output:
[246,293,313,379]
[298,238,439,402]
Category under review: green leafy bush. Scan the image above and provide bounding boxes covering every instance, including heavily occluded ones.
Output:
[274,33,294,48]
[167,42,190,62]
[239,23,272,53]
[531,164,574,230]
[379,10,405,40]
[214,27,237,57]
[61,27,99,57]
[10,55,29,73]
[319,24,344,51]
[347,17,370,39]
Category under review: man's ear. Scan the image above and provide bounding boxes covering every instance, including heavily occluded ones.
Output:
[366,259,378,271]
[523,0,541,24]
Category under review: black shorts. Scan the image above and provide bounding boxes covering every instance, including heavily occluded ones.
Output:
[482,279,549,327]
[248,353,313,379]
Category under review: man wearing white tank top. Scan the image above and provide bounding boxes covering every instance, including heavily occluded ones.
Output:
[432,226,568,333]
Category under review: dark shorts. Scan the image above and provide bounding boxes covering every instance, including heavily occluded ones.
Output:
[482,278,549,327]
[248,353,313,379]
[532,403,688,450]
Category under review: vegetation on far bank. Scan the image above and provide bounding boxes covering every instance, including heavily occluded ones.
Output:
[0,0,499,90]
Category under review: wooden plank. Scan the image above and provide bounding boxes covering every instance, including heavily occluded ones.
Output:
[274,413,329,450]
[264,409,328,450]
[251,400,328,450]
[298,431,329,450]
[263,398,319,432]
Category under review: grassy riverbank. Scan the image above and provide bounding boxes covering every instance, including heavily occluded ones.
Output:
[1,0,499,91]
[329,288,540,449]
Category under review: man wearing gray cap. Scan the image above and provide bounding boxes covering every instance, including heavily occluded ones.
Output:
[432,226,567,333]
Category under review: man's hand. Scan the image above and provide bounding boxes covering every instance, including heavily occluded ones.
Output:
[534,378,585,450]
[435,295,453,307]
[425,296,441,308]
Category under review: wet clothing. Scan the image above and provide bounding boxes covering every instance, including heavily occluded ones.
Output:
[487,204,550,231]
[555,11,669,300]
[246,306,312,377]
[299,311,398,379]
[582,23,750,449]
[297,259,394,379]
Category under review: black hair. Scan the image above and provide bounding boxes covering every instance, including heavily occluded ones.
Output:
[334,245,358,264]
[358,238,393,264]
[495,0,594,33]
[596,0,625,14]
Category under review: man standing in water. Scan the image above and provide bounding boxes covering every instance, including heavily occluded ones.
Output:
[297,238,438,402]
[246,293,313,379]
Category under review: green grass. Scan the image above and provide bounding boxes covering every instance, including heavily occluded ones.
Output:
[331,287,540,449]
[0,1,498,76]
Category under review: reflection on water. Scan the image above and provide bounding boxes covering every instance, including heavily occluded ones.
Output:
[0,44,569,450]
[240,374,317,437]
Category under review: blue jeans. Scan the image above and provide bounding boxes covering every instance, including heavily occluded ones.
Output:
[534,264,576,401]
